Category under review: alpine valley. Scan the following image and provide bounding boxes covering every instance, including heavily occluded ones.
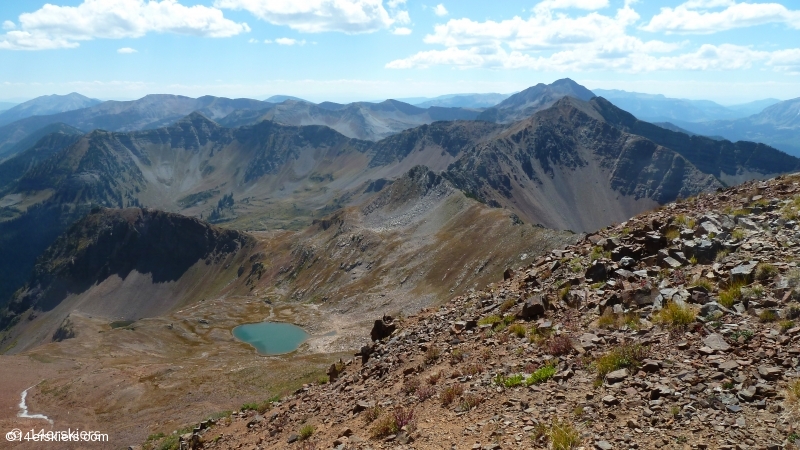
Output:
[1,79,800,449]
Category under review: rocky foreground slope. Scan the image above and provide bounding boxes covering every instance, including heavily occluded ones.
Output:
[161,173,800,450]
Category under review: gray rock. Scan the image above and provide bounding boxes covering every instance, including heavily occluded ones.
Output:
[757,366,783,380]
[704,333,730,352]
[519,295,546,320]
[606,368,629,384]
[731,261,758,282]
[595,441,613,450]
[602,395,619,406]
[287,433,299,443]
[619,256,635,269]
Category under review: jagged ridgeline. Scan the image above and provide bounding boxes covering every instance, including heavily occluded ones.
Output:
[1,80,799,309]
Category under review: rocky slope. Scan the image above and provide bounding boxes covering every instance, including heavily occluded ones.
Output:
[0,207,253,353]
[180,172,800,450]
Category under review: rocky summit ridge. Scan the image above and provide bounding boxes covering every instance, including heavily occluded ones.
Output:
[161,173,800,450]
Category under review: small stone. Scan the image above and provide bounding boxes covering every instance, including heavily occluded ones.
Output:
[595,441,613,450]
[757,366,783,380]
[287,434,299,443]
[602,395,620,406]
[726,404,742,413]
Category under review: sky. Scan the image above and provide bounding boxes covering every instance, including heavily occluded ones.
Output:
[0,0,799,104]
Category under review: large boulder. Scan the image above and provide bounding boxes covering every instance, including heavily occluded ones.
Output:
[518,295,546,320]
[370,315,396,341]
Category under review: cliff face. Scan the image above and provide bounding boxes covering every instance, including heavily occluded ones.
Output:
[1,207,252,329]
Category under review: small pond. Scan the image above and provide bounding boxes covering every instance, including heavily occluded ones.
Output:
[232,322,309,355]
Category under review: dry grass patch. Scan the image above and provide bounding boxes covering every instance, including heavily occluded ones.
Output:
[594,343,650,380]
[654,302,697,329]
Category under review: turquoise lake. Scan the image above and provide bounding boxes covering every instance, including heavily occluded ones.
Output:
[232,322,309,355]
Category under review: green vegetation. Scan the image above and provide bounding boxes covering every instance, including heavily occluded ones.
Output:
[424,346,441,364]
[730,329,754,342]
[590,246,611,261]
[508,323,527,338]
[526,364,557,385]
[441,384,464,406]
[654,302,696,329]
[499,298,517,312]
[691,278,713,292]
[177,189,219,208]
[781,320,795,332]
[715,249,731,262]
[594,343,650,379]
[664,227,680,240]
[760,310,778,323]
[755,263,778,281]
[732,228,745,241]
[450,348,466,363]
[597,310,640,330]
[109,320,135,329]
[298,424,315,441]
[240,399,273,414]
[478,315,502,327]
[363,406,384,423]
[718,280,747,308]
[544,419,581,450]
[495,373,525,388]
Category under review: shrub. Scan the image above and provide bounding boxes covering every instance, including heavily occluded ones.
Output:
[450,348,466,363]
[732,229,745,241]
[426,372,442,385]
[499,298,517,312]
[424,346,441,364]
[718,280,746,308]
[715,249,731,263]
[689,255,698,265]
[788,379,800,404]
[691,278,713,292]
[508,323,527,338]
[393,406,416,431]
[756,263,778,281]
[495,373,525,388]
[547,335,573,356]
[760,310,778,323]
[441,384,464,406]
[458,394,483,412]
[298,424,315,441]
[526,364,556,385]
[503,314,516,325]
[594,344,650,379]
[240,400,272,414]
[548,419,581,450]
[415,384,435,401]
[781,320,795,332]
[730,329,754,342]
[371,414,399,438]
[402,377,421,395]
[478,315,502,327]
[597,310,617,329]
[654,302,697,329]
[664,228,680,240]
[317,376,329,385]
[462,363,483,376]
[363,405,384,423]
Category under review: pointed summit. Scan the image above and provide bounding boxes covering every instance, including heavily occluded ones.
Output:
[477,78,595,123]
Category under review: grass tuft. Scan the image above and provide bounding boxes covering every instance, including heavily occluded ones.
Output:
[654,302,697,329]
[526,364,557,385]
[298,424,315,441]
[594,343,649,380]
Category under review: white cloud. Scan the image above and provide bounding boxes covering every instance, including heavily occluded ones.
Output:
[264,38,273,43]
[393,27,412,35]
[275,37,306,45]
[641,1,800,34]
[534,0,609,11]
[386,1,798,74]
[387,0,407,7]
[2,21,15,31]
[0,0,249,51]
[248,38,259,43]
[434,4,448,16]
[117,47,137,53]
[215,0,409,34]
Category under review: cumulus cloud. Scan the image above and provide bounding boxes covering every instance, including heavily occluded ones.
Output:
[385,0,797,73]
[0,0,249,51]
[393,27,412,35]
[275,37,306,45]
[641,0,800,34]
[215,0,409,34]
[117,47,137,53]
[433,4,448,16]
[534,0,609,11]
[2,21,15,30]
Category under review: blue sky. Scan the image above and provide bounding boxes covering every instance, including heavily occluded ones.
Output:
[0,0,798,104]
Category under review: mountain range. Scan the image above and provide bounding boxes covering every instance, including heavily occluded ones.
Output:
[2,78,800,446]
[1,79,798,308]
[594,89,780,123]
[0,93,101,127]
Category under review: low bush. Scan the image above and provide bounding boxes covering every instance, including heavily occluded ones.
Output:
[526,364,556,385]
[594,343,649,379]
[440,384,464,406]
[547,335,573,356]
[654,302,696,329]
[298,424,314,441]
